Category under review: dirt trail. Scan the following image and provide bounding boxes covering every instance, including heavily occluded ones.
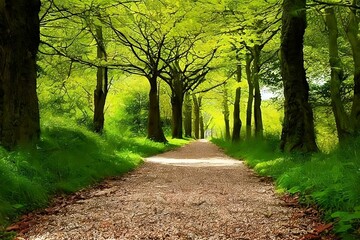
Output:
[15,140,330,240]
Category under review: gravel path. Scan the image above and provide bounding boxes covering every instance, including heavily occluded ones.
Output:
[15,140,332,240]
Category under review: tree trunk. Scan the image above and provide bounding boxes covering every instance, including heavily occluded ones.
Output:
[170,75,184,139]
[280,0,319,152]
[245,54,254,140]
[346,1,360,134]
[252,45,263,139]
[232,63,242,142]
[171,94,184,139]
[198,96,204,139]
[325,7,352,142]
[147,75,167,142]
[93,25,108,133]
[192,94,200,139]
[183,93,192,137]
[0,0,41,150]
[200,114,205,139]
[223,85,231,141]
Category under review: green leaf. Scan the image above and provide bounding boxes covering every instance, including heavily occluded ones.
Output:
[12,204,24,210]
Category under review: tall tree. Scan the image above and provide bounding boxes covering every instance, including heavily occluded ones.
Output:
[280,0,319,152]
[222,84,231,140]
[245,33,280,140]
[106,5,172,142]
[192,94,201,139]
[160,47,216,139]
[222,0,281,140]
[183,93,192,137]
[324,7,352,141]
[39,1,118,129]
[93,25,108,133]
[245,53,254,140]
[198,96,204,139]
[232,62,242,142]
[251,45,264,139]
[200,111,205,139]
[0,0,41,150]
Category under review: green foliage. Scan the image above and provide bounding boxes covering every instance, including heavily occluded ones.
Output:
[212,136,360,238]
[121,90,149,136]
[331,206,360,239]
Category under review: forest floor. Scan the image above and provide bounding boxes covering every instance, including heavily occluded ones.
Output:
[12,140,335,240]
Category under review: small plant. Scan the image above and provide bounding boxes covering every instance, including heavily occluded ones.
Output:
[331,206,360,239]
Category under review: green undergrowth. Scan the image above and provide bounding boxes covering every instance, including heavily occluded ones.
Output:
[0,116,188,236]
[212,137,360,239]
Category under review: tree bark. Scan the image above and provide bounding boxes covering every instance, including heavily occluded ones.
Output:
[200,113,205,139]
[232,63,242,142]
[147,75,167,142]
[0,0,41,150]
[183,93,192,137]
[198,96,204,139]
[222,85,231,141]
[346,0,360,134]
[93,25,108,133]
[252,45,264,139]
[192,94,200,139]
[245,54,254,140]
[325,7,352,142]
[170,75,184,139]
[171,94,184,139]
[280,0,319,152]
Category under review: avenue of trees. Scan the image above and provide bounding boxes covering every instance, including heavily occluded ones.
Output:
[1,0,360,153]
[1,1,360,238]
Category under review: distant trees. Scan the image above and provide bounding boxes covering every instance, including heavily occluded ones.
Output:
[218,0,281,142]
[192,94,203,139]
[160,44,216,139]
[0,0,41,150]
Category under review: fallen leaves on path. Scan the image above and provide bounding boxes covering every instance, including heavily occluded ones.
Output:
[11,140,337,240]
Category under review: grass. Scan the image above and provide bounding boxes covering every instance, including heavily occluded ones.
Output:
[212,136,360,239]
[0,116,189,238]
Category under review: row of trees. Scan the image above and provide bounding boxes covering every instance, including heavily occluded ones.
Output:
[219,0,360,152]
[39,0,221,143]
[1,0,360,152]
[281,0,360,151]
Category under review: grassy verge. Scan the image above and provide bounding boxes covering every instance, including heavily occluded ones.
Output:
[0,117,189,239]
[212,137,360,239]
